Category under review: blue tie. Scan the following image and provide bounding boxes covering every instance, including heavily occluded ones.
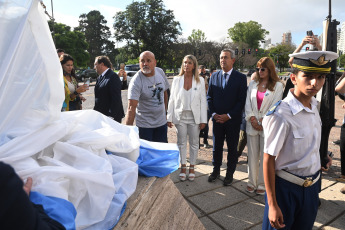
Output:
[222,73,228,89]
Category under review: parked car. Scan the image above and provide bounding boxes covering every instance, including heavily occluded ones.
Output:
[124,64,140,85]
[77,69,97,82]
[246,69,255,77]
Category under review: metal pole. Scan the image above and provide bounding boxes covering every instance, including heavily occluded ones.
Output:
[51,0,55,44]
[319,0,339,168]
[328,0,332,21]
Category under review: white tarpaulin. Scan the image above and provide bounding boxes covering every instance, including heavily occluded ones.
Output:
[0,0,140,229]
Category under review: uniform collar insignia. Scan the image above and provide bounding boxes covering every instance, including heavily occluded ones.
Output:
[309,55,329,66]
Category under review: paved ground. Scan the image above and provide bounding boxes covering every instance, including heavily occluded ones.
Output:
[82,78,345,230]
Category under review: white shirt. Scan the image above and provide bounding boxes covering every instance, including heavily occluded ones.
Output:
[100,68,109,77]
[263,90,321,176]
[182,88,192,111]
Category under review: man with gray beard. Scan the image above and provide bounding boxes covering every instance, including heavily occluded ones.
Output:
[125,51,170,142]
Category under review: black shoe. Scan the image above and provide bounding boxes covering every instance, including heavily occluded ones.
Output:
[208,171,220,182]
[333,140,341,145]
[223,173,233,186]
[203,143,211,148]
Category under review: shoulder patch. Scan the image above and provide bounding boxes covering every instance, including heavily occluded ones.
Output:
[266,100,282,116]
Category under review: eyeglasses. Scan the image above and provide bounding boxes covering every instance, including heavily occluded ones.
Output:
[256,67,266,72]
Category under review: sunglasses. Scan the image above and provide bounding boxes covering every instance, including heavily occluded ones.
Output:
[256,67,266,72]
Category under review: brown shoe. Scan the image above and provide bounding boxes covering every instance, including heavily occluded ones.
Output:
[341,186,345,194]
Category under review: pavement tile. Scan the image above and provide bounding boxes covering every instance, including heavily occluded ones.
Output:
[197,161,227,172]
[170,169,181,183]
[199,216,223,230]
[186,200,204,218]
[209,199,265,229]
[189,186,249,214]
[321,177,338,190]
[232,179,257,197]
[319,182,345,206]
[175,175,224,197]
[314,198,345,229]
[321,212,345,230]
[248,224,263,230]
[252,193,266,204]
[219,164,248,182]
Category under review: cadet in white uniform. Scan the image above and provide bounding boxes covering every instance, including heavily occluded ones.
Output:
[262,51,338,230]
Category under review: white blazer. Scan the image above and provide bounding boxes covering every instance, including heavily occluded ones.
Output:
[245,80,284,136]
[167,75,207,125]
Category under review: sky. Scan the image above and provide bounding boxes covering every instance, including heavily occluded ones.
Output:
[43,0,345,48]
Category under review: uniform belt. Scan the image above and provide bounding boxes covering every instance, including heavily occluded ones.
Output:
[276,170,320,187]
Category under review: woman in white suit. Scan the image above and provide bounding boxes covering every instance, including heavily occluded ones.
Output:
[167,55,207,181]
[245,57,284,195]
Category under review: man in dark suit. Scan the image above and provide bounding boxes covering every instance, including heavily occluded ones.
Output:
[94,56,124,123]
[207,49,247,186]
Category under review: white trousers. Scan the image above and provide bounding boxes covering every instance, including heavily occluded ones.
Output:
[247,133,265,190]
[175,122,199,165]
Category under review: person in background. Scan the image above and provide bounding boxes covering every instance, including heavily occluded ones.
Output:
[283,34,321,98]
[237,111,247,158]
[94,56,125,123]
[199,65,211,148]
[60,54,87,111]
[207,49,247,186]
[117,63,128,90]
[167,55,207,181]
[334,72,345,194]
[262,51,336,229]
[125,51,170,142]
[57,48,65,58]
[245,57,284,195]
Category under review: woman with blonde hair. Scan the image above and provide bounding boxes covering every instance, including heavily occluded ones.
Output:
[245,57,284,195]
[167,55,207,181]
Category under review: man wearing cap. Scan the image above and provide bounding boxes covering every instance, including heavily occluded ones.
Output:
[262,51,337,229]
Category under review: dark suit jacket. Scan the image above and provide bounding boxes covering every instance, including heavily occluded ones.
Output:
[207,69,247,122]
[94,69,124,122]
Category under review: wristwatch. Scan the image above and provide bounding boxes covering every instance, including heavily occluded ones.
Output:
[74,91,78,95]
[257,120,262,126]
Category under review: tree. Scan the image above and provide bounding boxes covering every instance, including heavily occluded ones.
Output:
[76,10,115,67]
[188,29,206,47]
[340,53,345,68]
[113,0,181,66]
[268,43,296,72]
[48,21,89,67]
[228,21,269,48]
[187,29,207,61]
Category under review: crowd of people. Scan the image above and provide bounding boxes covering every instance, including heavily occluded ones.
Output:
[53,33,345,229]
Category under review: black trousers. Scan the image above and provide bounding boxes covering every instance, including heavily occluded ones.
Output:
[340,124,345,176]
[212,120,241,174]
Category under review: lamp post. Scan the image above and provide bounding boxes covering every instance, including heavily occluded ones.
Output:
[319,0,340,168]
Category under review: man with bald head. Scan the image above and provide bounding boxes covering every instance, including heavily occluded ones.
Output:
[125,51,170,142]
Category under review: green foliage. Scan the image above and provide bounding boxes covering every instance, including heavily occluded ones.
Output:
[48,21,89,67]
[126,58,139,65]
[113,0,182,66]
[76,10,115,67]
[340,54,345,68]
[188,29,206,47]
[268,43,296,72]
[228,21,269,48]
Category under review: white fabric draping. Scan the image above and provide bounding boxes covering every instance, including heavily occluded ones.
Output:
[0,1,140,229]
